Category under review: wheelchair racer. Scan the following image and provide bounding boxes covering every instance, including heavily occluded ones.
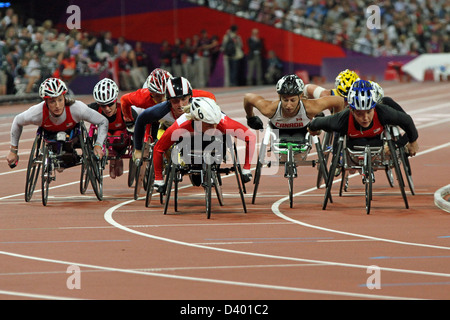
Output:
[307,80,419,156]
[132,76,217,162]
[90,78,138,178]
[303,69,359,100]
[152,97,256,192]
[6,77,108,168]
[244,74,345,144]
[120,68,173,140]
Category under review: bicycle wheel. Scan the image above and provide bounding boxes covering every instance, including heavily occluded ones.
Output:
[25,134,42,202]
[364,146,373,215]
[41,144,51,206]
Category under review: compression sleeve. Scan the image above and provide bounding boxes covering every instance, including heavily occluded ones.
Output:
[133,101,171,150]
[10,103,44,147]
[70,101,109,145]
[120,88,152,120]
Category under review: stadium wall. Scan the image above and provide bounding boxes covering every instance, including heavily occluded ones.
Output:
[60,0,347,87]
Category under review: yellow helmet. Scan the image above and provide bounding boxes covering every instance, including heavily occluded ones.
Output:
[335,69,359,98]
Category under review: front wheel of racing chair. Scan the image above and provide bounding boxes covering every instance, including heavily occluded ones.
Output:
[25,129,43,202]
[315,131,333,189]
[322,136,344,210]
[41,142,52,206]
[80,121,104,201]
[363,145,373,214]
[134,137,153,200]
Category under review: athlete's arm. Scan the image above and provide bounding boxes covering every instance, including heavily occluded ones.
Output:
[134,102,171,151]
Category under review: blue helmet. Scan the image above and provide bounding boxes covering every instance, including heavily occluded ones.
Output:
[347,80,376,110]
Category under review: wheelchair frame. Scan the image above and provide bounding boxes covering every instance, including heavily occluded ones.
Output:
[25,122,104,205]
[321,125,413,214]
[159,136,247,219]
[252,122,317,208]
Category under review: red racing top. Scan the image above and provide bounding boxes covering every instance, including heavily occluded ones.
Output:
[348,109,384,138]
[41,104,77,132]
[153,114,255,180]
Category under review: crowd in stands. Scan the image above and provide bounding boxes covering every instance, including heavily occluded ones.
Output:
[0,7,150,96]
[188,0,449,56]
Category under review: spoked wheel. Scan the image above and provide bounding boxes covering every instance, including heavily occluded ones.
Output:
[385,166,395,187]
[363,146,373,215]
[25,134,42,202]
[41,144,51,206]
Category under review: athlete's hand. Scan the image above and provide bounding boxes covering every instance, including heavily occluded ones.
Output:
[406,141,419,157]
[246,116,264,130]
[6,151,18,168]
[93,145,104,160]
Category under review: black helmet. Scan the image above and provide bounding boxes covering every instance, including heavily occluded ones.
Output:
[166,77,192,100]
[276,74,304,95]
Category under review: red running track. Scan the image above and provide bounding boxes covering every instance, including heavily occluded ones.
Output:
[0,81,449,302]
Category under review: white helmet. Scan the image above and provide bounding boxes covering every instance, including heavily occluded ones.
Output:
[190,97,222,124]
[370,80,384,103]
[39,78,67,99]
[145,68,173,94]
[93,78,119,105]
[347,80,377,110]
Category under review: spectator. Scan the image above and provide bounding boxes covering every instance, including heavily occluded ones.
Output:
[246,28,264,85]
[264,49,282,84]
[197,29,212,87]
[159,40,172,74]
[221,24,244,86]
[171,37,183,78]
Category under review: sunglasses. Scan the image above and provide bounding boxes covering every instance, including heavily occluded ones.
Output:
[100,101,116,108]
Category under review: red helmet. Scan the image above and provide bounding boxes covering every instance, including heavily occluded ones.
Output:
[145,68,173,94]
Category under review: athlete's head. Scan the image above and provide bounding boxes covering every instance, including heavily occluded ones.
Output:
[348,80,377,128]
[335,69,359,98]
[166,77,193,118]
[93,78,119,117]
[39,78,68,117]
[190,97,222,133]
[145,68,173,103]
[276,74,304,117]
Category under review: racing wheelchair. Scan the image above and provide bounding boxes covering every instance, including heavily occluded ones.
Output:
[25,121,104,206]
[320,125,414,214]
[252,122,324,208]
[148,135,248,219]
[86,123,137,188]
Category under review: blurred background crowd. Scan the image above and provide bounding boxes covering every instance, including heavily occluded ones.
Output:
[0,0,448,96]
